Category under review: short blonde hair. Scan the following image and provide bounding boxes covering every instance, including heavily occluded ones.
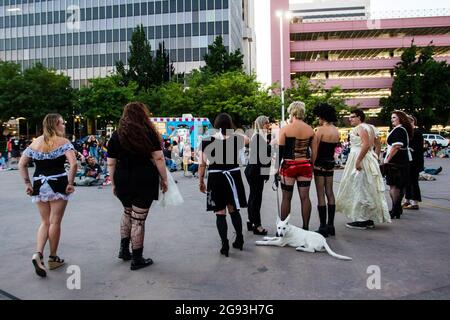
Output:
[287,101,306,120]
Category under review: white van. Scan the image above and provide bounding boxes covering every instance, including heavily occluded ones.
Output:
[423,134,449,147]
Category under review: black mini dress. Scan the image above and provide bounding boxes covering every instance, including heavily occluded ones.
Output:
[23,143,74,203]
[385,126,411,188]
[107,131,161,208]
[202,135,247,212]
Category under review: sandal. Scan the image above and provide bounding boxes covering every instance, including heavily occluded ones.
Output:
[32,252,47,277]
[48,255,65,270]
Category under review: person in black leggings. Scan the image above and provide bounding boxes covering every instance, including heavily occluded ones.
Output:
[107,102,168,270]
[245,115,272,235]
[311,103,340,237]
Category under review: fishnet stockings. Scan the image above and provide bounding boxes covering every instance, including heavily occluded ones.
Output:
[131,206,149,250]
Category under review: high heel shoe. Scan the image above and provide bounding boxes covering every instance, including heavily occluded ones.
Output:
[232,235,244,251]
[220,240,229,257]
[246,221,253,231]
[253,225,268,236]
[32,252,47,277]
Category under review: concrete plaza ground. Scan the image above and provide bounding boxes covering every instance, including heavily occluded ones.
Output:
[0,158,449,300]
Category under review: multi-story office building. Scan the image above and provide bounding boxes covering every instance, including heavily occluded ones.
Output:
[0,0,252,88]
[290,0,369,22]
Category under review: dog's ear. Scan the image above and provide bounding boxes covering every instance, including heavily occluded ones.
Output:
[285,215,290,223]
[276,215,281,225]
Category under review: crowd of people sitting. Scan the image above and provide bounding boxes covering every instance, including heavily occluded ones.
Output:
[424,140,450,158]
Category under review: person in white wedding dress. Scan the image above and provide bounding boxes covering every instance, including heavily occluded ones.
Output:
[336,109,391,230]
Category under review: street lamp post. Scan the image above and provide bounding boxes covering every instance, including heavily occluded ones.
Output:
[276,10,292,127]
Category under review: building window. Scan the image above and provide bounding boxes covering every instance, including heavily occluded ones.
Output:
[73,33,79,45]
[86,55,93,68]
[73,56,79,69]
[93,31,99,44]
[113,5,119,18]
[141,2,148,15]
[113,29,119,42]
[177,0,184,12]
[155,1,162,14]
[127,28,133,41]
[185,48,192,61]
[223,20,229,34]
[156,26,162,39]
[100,6,106,19]
[120,28,127,42]
[192,0,199,11]
[177,48,184,62]
[148,26,155,39]
[120,4,126,17]
[215,21,222,34]
[100,30,106,43]
[93,55,99,67]
[107,54,113,66]
[208,21,214,35]
[86,7,92,21]
[107,6,113,19]
[193,48,200,61]
[80,32,86,45]
[178,24,184,37]
[67,57,73,69]
[80,56,86,68]
[86,32,93,45]
[149,1,155,14]
[107,30,112,42]
[223,0,228,9]
[193,23,199,36]
[185,23,191,36]
[207,0,214,10]
[170,0,177,13]
[134,3,140,15]
[163,25,169,38]
[41,12,46,24]
[54,34,59,47]
[67,34,73,46]
[185,0,191,11]
[200,0,206,10]
[200,22,207,35]
[127,4,133,17]
[61,34,66,46]
[100,54,106,67]
[200,47,207,59]
[163,1,169,13]
[170,24,177,38]
[93,7,99,20]
[215,0,221,9]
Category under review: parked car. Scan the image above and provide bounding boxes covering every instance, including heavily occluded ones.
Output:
[423,134,449,147]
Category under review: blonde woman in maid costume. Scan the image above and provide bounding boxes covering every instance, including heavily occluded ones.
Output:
[19,114,78,277]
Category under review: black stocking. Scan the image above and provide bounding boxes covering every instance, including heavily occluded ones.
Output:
[216,214,228,242]
[390,186,404,216]
[280,186,293,221]
[130,206,149,250]
[298,183,311,230]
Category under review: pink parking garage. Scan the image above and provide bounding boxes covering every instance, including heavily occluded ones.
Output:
[272,11,450,112]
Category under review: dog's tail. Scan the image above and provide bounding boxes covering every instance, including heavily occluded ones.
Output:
[323,241,352,261]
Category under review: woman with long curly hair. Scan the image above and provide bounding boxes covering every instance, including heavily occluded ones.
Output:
[107,102,168,270]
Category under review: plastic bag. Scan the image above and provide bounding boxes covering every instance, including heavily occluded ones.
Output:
[156,168,184,207]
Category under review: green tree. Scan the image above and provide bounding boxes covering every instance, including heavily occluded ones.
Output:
[152,42,175,86]
[0,61,25,122]
[116,25,153,91]
[286,77,348,125]
[21,63,74,127]
[77,76,137,124]
[202,36,244,75]
[184,71,279,127]
[380,44,450,131]
[115,25,174,91]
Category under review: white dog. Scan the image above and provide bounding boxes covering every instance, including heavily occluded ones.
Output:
[255,215,352,261]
